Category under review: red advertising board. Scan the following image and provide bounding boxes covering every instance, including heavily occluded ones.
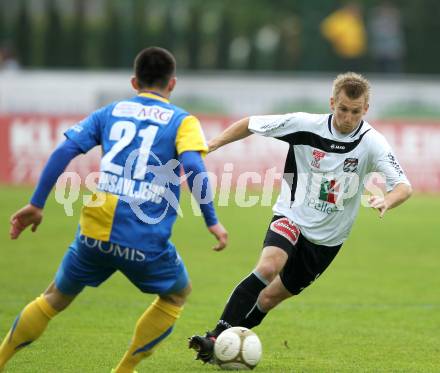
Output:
[0,114,439,192]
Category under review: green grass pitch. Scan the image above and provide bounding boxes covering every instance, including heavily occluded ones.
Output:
[0,185,439,372]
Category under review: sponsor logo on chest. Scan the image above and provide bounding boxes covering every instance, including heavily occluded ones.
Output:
[311,149,326,169]
[330,143,346,150]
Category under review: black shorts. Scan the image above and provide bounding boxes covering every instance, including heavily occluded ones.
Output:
[263,216,342,295]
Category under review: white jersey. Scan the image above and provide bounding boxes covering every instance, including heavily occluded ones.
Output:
[249,112,410,246]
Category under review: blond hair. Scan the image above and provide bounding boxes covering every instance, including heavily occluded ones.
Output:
[332,72,371,103]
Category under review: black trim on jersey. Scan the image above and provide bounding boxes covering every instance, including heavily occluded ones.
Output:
[277,129,371,154]
[350,120,364,138]
[327,114,333,134]
[327,114,364,138]
[283,146,298,203]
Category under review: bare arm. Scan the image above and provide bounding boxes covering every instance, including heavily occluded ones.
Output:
[208,117,252,152]
[369,183,412,218]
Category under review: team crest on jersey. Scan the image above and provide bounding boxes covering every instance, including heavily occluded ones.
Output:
[270,217,301,246]
[311,149,326,169]
[343,158,358,173]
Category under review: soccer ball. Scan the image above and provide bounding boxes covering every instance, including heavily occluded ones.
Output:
[214,327,262,370]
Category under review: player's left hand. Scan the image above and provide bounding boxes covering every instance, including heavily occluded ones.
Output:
[208,222,228,251]
[368,195,389,218]
[10,204,43,239]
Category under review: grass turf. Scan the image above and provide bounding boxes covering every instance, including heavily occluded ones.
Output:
[0,185,439,372]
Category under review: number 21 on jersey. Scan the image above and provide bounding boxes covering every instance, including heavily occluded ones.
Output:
[101,121,159,180]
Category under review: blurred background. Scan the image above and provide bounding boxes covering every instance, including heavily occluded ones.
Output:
[1,0,439,73]
[1,3,439,372]
[0,0,439,192]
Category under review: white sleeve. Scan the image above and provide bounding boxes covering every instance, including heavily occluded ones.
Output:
[248,113,300,138]
[370,133,411,191]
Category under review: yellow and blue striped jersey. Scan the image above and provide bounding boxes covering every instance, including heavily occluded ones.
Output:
[65,92,208,252]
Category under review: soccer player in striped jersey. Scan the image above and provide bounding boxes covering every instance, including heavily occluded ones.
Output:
[189,72,412,363]
[0,47,228,373]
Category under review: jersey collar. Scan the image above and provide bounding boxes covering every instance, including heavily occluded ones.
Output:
[138,91,170,104]
[328,114,364,138]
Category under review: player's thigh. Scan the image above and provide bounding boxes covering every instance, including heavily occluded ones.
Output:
[55,235,116,296]
[122,243,190,297]
[256,216,302,280]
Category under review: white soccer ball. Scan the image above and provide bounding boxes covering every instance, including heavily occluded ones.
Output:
[214,327,262,370]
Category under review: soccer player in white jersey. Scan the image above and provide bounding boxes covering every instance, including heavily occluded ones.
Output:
[189,72,412,362]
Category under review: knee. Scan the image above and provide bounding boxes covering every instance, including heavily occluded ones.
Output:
[183,282,193,300]
[182,281,192,299]
[255,261,280,282]
[160,282,192,307]
[255,249,288,282]
[43,285,76,312]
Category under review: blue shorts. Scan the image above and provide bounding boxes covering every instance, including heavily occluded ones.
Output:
[55,235,189,296]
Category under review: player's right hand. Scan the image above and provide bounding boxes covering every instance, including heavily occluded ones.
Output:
[10,204,43,240]
[208,222,228,251]
[368,195,389,218]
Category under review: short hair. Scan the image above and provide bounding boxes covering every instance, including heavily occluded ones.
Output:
[332,72,371,103]
[134,47,176,89]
